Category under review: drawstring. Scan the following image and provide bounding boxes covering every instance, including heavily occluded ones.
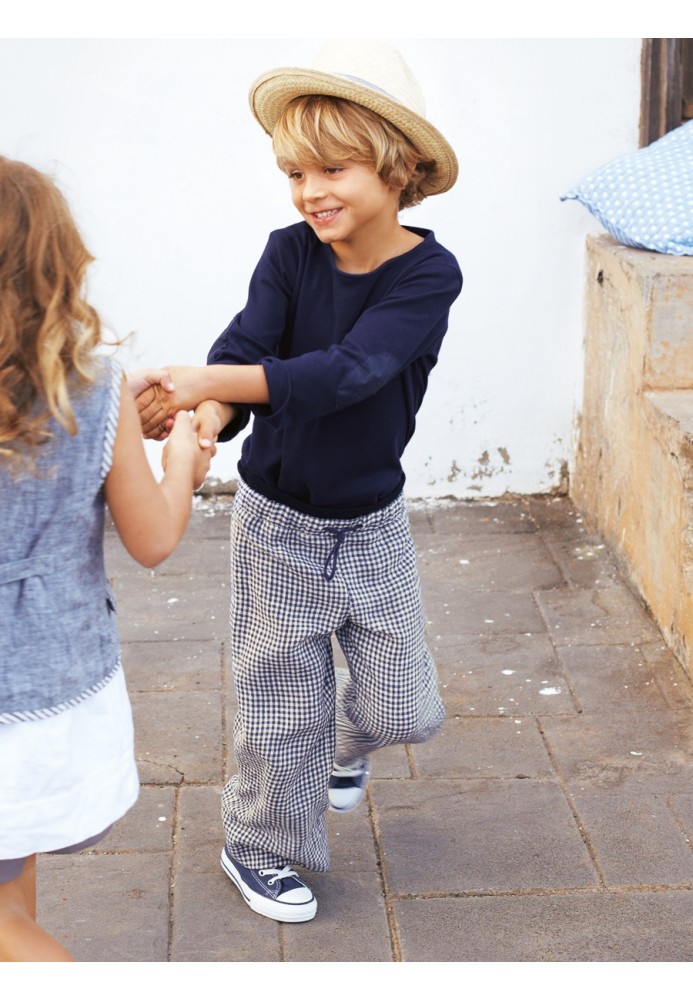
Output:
[323,526,359,582]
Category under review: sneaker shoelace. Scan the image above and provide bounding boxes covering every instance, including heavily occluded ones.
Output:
[260,865,299,886]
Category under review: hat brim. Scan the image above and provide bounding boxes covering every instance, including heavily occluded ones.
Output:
[249,67,458,196]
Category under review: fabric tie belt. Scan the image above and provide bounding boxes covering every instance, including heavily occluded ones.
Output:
[323,526,360,582]
[0,554,57,585]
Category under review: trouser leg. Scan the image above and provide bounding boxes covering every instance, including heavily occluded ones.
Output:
[221,488,345,872]
[334,505,444,766]
[222,636,337,872]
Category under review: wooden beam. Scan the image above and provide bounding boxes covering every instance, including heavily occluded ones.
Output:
[640,38,684,146]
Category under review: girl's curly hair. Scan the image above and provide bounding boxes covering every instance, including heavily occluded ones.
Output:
[0,157,103,471]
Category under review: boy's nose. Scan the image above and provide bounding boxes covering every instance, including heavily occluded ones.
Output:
[303,173,325,201]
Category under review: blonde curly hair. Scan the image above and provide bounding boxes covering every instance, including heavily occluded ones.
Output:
[0,157,103,470]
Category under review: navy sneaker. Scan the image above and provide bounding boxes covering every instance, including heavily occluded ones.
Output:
[220,845,317,922]
[328,757,370,813]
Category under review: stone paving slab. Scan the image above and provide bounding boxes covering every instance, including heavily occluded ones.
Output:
[417,531,565,592]
[568,781,693,886]
[540,710,693,783]
[131,689,224,784]
[435,632,576,716]
[96,785,177,854]
[556,643,688,715]
[419,501,537,537]
[540,533,622,589]
[33,494,693,963]
[424,584,548,637]
[372,777,599,895]
[281,869,392,962]
[640,640,693,711]
[122,638,224,692]
[38,854,171,961]
[411,717,556,779]
[393,891,693,961]
[171,870,281,962]
[116,578,229,643]
[535,583,663,647]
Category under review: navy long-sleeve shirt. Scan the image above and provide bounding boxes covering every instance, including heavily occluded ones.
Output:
[207,222,462,518]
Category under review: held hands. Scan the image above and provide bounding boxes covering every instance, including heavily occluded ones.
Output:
[126,368,175,399]
[162,411,216,491]
[129,366,204,440]
[127,368,227,462]
[127,368,177,440]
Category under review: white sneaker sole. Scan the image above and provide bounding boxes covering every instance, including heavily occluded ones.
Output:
[327,791,367,813]
[220,849,317,923]
[327,762,370,813]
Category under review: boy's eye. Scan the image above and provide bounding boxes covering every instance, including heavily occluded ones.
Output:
[324,166,343,175]
[288,170,303,181]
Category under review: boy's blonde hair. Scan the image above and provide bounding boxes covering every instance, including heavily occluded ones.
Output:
[272,95,440,210]
[0,157,103,469]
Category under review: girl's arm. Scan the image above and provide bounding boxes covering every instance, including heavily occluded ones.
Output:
[104,378,212,568]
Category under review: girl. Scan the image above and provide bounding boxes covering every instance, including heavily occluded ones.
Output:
[0,156,210,961]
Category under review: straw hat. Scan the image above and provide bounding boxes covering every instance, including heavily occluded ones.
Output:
[249,40,458,196]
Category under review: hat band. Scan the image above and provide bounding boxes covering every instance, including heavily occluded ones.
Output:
[332,73,401,106]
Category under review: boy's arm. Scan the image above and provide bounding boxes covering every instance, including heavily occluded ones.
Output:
[137,364,270,438]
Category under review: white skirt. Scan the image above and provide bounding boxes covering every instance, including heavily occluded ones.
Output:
[0,664,139,859]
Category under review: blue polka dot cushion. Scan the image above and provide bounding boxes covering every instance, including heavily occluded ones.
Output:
[561,121,693,255]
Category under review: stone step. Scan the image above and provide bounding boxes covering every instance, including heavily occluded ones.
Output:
[642,390,693,669]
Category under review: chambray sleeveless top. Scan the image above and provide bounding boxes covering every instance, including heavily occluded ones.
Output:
[0,358,121,723]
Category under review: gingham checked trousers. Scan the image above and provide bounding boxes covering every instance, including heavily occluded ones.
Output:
[221,479,444,871]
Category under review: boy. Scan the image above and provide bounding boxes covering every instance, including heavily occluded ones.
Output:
[139,40,462,923]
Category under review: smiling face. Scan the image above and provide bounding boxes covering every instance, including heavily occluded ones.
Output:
[273,96,424,271]
[286,160,401,248]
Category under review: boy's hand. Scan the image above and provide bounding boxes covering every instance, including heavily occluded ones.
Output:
[126,368,175,399]
[162,410,216,490]
[192,399,225,450]
[136,365,206,440]
[128,368,178,440]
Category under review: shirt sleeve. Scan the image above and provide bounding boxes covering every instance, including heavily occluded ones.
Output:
[206,232,296,439]
[261,256,462,427]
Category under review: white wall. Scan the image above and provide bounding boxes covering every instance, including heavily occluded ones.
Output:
[1,38,642,497]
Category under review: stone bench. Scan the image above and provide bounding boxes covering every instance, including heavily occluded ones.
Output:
[572,235,693,679]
